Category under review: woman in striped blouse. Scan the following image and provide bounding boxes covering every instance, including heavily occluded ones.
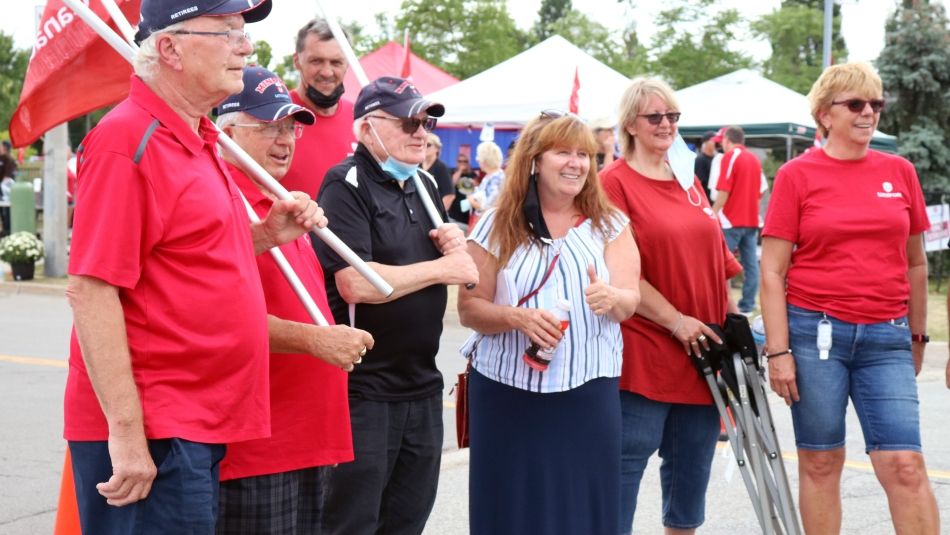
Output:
[458,114,641,535]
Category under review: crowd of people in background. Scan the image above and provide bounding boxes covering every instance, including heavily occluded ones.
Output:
[56,0,947,534]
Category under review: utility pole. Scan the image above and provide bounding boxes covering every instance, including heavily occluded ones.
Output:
[822,0,834,68]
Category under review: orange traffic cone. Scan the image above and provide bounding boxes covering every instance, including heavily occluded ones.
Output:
[53,449,81,534]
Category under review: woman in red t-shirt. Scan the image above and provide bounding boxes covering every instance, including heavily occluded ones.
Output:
[761,62,938,533]
[601,77,741,534]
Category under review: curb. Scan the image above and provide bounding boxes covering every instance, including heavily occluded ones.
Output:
[0,280,68,297]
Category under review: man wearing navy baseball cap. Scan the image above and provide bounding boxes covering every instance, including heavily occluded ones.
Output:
[314,76,477,534]
[66,2,326,534]
[213,66,375,533]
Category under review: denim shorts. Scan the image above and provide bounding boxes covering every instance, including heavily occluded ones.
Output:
[786,304,921,453]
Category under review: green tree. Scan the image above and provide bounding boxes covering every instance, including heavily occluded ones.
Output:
[273,53,299,88]
[0,32,30,132]
[249,39,273,69]
[545,10,647,76]
[876,1,950,189]
[346,15,394,56]
[648,0,754,89]
[394,0,527,79]
[533,0,572,41]
[752,4,848,94]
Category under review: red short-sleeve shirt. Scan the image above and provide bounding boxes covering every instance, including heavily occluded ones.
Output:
[65,77,270,444]
[279,93,356,198]
[220,165,353,480]
[717,145,762,228]
[602,160,741,405]
[763,148,929,323]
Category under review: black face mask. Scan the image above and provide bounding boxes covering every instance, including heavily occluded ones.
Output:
[305,83,345,110]
[522,172,553,244]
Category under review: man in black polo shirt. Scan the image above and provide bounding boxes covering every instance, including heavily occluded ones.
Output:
[314,76,478,535]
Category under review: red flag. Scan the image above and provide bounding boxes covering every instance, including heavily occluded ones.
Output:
[568,66,580,114]
[400,30,412,79]
[9,0,141,148]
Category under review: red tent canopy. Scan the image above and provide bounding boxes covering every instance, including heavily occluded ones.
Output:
[342,41,459,101]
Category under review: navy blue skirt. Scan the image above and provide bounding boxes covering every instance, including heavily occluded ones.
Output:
[468,368,621,535]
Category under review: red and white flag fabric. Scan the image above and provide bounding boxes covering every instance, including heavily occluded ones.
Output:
[9,0,140,148]
[400,30,412,79]
[568,66,580,114]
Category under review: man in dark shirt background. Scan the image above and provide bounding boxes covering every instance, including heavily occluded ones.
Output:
[694,130,717,198]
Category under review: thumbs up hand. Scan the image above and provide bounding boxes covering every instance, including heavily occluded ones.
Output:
[585,263,616,317]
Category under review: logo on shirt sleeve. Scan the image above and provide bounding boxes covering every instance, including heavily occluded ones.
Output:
[877,181,902,199]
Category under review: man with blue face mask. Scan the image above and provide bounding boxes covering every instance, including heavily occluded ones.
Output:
[314,76,478,534]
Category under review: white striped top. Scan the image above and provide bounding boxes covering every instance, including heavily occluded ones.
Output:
[460,208,628,393]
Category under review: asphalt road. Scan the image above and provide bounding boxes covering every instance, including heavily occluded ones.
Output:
[1,284,948,534]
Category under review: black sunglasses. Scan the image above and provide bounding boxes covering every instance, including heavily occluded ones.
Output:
[637,112,681,125]
[831,98,885,113]
[367,115,438,134]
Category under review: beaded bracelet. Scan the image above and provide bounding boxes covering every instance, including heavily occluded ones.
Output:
[764,349,793,360]
[669,312,684,338]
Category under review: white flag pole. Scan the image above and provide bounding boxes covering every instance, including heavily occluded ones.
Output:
[63,0,394,302]
[315,0,475,289]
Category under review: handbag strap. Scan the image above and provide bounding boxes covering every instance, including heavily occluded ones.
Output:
[516,251,560,307]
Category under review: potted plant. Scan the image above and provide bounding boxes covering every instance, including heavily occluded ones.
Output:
[0,231,44,281]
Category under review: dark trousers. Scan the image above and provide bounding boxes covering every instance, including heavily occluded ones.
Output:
[69,438,225,535]
[217,466,329,535]
[322,394,443,535]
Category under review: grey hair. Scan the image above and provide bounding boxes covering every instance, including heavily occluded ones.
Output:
[295,18,350,53]
[352,116,369,142]
[215,111,250,130]
[133,21,189,81]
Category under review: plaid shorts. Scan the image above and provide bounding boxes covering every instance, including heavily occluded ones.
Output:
[216,466,329,535]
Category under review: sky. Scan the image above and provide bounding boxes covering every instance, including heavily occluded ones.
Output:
[0,0,924,67]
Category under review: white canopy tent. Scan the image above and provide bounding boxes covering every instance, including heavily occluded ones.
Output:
[675,69,897,154]
[429,35,631,128]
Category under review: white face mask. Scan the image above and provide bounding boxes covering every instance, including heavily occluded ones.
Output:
[367,120,419,182]
[667,134,696,192]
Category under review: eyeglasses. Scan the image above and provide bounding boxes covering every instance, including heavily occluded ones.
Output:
[539,109,584,122]
[637,112,681,125]
[831,98,885,113]
[231,122,304,139]
[367,115,438,134]
[169,29,251,48]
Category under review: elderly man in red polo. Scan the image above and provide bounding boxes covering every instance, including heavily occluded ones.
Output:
[213,65,374,534]
[64,1,326,533]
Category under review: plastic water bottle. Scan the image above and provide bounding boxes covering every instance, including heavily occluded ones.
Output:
[751,315,766,355]
[523,299,571,372]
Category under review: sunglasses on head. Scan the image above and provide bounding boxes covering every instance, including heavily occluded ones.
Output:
[539,109,584,122]
[831,98,885,113]
[367,115,438,134]
[637,112,681,125]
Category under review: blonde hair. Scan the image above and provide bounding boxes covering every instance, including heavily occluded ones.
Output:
[475,141,502,170]
[489,116,615,267]
[808,62,883,137]
[426,132,442,150]
[617,77,679,158]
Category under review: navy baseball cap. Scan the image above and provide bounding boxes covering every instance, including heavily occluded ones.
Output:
[134,0,273,44]
[216,66,315,124]
[354,76,445,120]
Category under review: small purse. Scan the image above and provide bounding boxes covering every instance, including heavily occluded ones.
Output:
[453,250,561,449]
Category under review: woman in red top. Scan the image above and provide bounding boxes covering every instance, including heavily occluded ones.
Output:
[761,62,938,534]
[601,77,741,534]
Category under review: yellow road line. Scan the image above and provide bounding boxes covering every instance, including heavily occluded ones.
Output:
[0,354,67,368]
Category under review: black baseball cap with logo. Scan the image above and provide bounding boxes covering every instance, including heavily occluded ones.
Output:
[216,66,315,124]
[134,0,273,44]
[354,76,445,120]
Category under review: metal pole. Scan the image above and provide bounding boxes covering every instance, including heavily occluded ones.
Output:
[822,0,833,68]
[41,124,69,277]
[62,0,393,297]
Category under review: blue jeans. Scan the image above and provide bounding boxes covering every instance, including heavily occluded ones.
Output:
[69,438,225,535]
[787,304,922,452]
[619,392,720,533]
[723,227,759,312]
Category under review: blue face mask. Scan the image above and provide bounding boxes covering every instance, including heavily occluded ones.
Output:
[368,120,420,182]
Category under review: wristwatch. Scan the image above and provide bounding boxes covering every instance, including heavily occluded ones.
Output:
[911,333,930,343]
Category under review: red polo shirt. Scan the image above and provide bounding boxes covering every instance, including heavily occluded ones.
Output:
[717,145,762,228]
[65,76,270,444]
[763,148,929,323]
[280,92,356,198]
[602,161,742,404]
[221,165,353,480]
